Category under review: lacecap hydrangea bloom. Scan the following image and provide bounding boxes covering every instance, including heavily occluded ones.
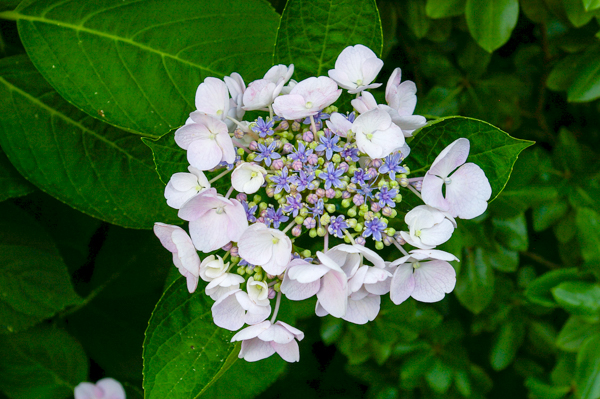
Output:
[154,45,492,363]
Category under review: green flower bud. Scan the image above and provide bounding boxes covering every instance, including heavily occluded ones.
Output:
[309,141,318,150]
[253,195,262,203]
[380,217,388,225]
[347,206,357,217]
[347,218,357,228]
[344,235,351,243]
[247,153,256,161]
[318,157,325,165]
[302,249,311,258]
[354,223,363,232]
[377,179,388,188]
[342,199,351,208]
[259,202,268,210]
[375,241,384,250]
[274,282,281,292]
[323,105,338,114]
[237,147,245,156]
[390,180,399,188]
[326,204,336,213]
[294,215,305,225]
[300,208,309,217]
[391,209,398,218]
[237,267,245,275]
[309,228,318,238]
[394,194,403,202]
[317,226,326,236]
[274,192,282,200]
[317,130,325,137]
[335,189,343,198]
[385,227,396,236]
[359,204,369,213]
[332,154,341,163]
[321,214,331,225]
[403,165,410,174]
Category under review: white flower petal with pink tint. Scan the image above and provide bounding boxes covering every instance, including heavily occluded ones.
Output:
[179,188,248,252]
[194,77,230,121]
[211,289,270,331]
[205,272,244,300]
[199,254,228,281]
[242,79,279,110]
[231,162,267,194]
[232,320,303,362]
[264,64,295,85]
[389,250,458,304]
[74,378,126,399]
[343,291,381,324]
[421,138,492,219]
[154,223,200,293]
[313,251,350,317]
[164,166,210,209]
[326,112,353,137]
[351,91,378,114]
[328,45,383,94]
[238,223,292,275]
[384,68,427,136]
[353,108,405,159]
[281,259,323,300]
[273,76,342,120]
[400,205,456,249]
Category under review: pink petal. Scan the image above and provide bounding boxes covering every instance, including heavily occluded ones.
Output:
[390,264,415,305]
[187,138,223,171]
[195,77,229,117]
[317,270,348,317]
[445,163,492,219]
[360,57,384,88]
[281,273,320,300]
[428,138,470,178]
[288,262,330,283]
[96,378,126,399]
[188,210,232,252]
[239,337,276,361]
[277,321,304,340]
[211,290,245,331]
[348,266,369,293]
[259,324,294,344]
[174,123,209,150]
[74,383,102,399]
[385,67,402,105]
[421,173,447,211]
[411,260,456,302]
[225,200,249,242]
[272,341,300,362]
[237,224,273,266]
[215,133,236,165]
[231,320,271,341]
[420,219,455,247]
[272,94,314,120]
[153,223,180,253]
[343,294,381,324]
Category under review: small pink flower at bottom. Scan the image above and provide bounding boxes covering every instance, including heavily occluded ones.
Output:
[231,320,304,362]
[74,378,125,399]
[389,249,458,304]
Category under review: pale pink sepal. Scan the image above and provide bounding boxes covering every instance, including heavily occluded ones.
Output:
[74,378,125,399]
[238,223,292,275]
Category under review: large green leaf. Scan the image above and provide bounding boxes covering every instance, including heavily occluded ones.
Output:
[465,0,519,53]
[426,0,465,18]
[142,133,187,185]
[0,55,178,228]
[552,281,600,319]
[576,334,600,399]
[2,0,279,136]
[0,325,88,399]
[525,268,582,307]
[556,316,600,352]
[0,202,81,334]
[490,320,525,370]
[143,277,239,399]
[455,247,495,314]
[274,0,383,81]
[408,116,534,202]
[576,207,600,262]
[0,148,35,202]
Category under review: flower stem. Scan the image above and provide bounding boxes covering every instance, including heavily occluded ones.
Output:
[393,239,409,256]
[407,184,422,200]
[309,115,317,136]
[324,231,329,252]
[269,105,274,120]
[270,291,282,323]
[209,168,232,184]
[407,177,423,183]
[343,229,356,245]
[282,221,296,234]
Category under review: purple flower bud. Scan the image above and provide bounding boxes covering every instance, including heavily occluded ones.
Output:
[382,206,393,217]
[304,217,316,229]
[266,186,275,197]
[394,232,406,245]
[277,120,289,131]
[272,159,284,170]
[338,162,349,173]
[356,236,366,246]
[306,193,318,204]
[236,193,248,202]
[325,188,336,198]
[353,194,365,206]
[257,216,265,223]
[371,202,381,212]
[303,130,314,142]
[413,181,423,191]
[222,242,233,251]
[342,190,351,199]
[268,287,276,299]
[370,158,383,168]
[292,160,303,171]
[291,121,301,131]
[249,141,259,151]
[399,177,409,187]
[283,143,294,153]
[260,209,269,217]
[292,225,302,237]
[366,167,377,178]
[383,234,393,246]
[234,128,245,139]
[230,246,239,257]
[307,154,318,165]
[316,188,326,198]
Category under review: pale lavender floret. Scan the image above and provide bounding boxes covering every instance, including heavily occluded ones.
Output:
[242,200,257,222]
[328,215,348,238]
[251,116,275,138]
[399,205,457,249]
[290,169,315,192]
[303,217,316,229]
[74,378,126,399]
[357,182,375,199]
[363,217,387,241]
[283,194,303,217]
[211,287,271,331]
[254,141,281,167]
[303,111,330,125]
[375,186,397,208]
[288,142,313,163]
[265,207,289,228]
[379,152,407,180]
[231,320,304,363]
[272,76,342,120]
[340,145,360,162]
[238,223,293,275]
[271,167,292,194]
[310,198,325,217]
[319,163,344,189]
[315,133,343,160]
[328,44,384,94]
[351,168,371,185]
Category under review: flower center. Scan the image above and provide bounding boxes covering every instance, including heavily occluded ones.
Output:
[415,230,421,237]
[413,261,421,269]
[215,206,224,215]
[305,101,313,109]
[272,236,280,244]
[444,177,452,185]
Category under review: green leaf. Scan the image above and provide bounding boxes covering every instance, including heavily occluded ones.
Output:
[493,213,528,252]
[526,268,582,307]
[0,147,35,202]
[455,247,495,314]
[142,132,188,185]
[485,244,519,273]
[533,199,569,232]
[0,325,88,399]
[576,207,600,262]
[552,281,600,319]
[490,320,526,370]
[547,44,600,100]
[0,202,81,334]
[556,316,600,352]
[568,48,600,102]
[520,0,551,23]
[400,352,436,388]
[425,359,453,393]
[576,334,600,399]
[426,0,466,18]
[465,0,519,52]
[408,116,534,202]
[563,0,596,26]
[143,277,239,399]
[401,0,431,38]
[583,0,600,10]
[2,0,279,137]
[274,0,383,81]
[525,377,571,399]
[0,55,178,228]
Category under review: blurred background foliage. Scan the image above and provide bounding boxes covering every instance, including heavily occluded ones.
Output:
[1,0,600,398]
